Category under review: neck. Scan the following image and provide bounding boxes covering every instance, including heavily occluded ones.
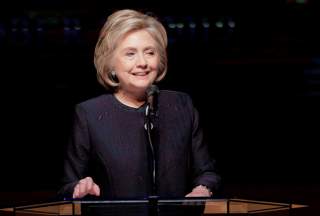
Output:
[114,90,146,108]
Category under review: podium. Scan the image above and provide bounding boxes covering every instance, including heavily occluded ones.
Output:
[0,198,307,216]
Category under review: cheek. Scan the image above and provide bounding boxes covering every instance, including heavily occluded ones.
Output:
[150,58,160,70]
[117,59,135,71]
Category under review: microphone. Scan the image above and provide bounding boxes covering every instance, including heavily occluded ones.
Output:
[146,84,159,117]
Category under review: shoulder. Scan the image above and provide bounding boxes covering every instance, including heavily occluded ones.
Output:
[158,90,198,125]
[158,90,195,115]
[159,90,192,102]
[159,90,193,106]
[75,94,112,113]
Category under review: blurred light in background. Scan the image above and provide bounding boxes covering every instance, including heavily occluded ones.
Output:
[215,21,224,28]
[287,0,308,4]
[0,14,231,48]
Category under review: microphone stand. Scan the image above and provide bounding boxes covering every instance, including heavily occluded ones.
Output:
[144,85,159,216]
[144,104,157,196]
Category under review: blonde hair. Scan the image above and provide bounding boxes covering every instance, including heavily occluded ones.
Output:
[94,9,168,90]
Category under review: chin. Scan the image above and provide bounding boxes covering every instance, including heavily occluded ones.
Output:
[134,79,154,87]
[133,84,150,91]
[129,83,152,93]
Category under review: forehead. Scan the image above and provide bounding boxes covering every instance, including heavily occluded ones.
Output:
[117,29,157,49]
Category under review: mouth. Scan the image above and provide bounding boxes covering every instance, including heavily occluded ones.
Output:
[131,71,150,76]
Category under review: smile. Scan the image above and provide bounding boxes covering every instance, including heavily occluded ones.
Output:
[132,71,149,76]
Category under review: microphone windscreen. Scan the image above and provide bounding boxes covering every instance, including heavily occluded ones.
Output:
[146,85,160,97]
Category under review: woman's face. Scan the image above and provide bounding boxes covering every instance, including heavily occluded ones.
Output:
[112,29,160,95]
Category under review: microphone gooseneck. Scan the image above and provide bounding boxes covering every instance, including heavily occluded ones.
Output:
[144,85,159,196]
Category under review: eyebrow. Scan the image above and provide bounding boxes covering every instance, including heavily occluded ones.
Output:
[122,46,156,51]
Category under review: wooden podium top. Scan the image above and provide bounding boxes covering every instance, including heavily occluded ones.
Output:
[0,198,307,215]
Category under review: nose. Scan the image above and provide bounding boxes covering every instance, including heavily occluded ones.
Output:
[136,53,147,68]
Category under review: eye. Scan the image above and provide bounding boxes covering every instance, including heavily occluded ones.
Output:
[125,52,135,57]
[146,50,155,56]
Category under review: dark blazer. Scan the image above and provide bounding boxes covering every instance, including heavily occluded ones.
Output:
[59,90,220,199]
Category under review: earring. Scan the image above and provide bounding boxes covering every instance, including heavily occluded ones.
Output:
[111,70,116,78]
[110,70,118,82]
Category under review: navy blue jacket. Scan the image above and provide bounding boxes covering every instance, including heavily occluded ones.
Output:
[59,90,220,199]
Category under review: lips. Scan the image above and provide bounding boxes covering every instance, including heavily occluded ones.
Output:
[132,71,149,76]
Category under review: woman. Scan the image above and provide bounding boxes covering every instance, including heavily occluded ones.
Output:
[59,9,220,200]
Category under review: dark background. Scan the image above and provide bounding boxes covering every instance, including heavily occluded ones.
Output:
[0,0,319,214]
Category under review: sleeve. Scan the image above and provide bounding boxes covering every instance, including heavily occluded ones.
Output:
[189,97,221,192]
[57,104,91,199]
